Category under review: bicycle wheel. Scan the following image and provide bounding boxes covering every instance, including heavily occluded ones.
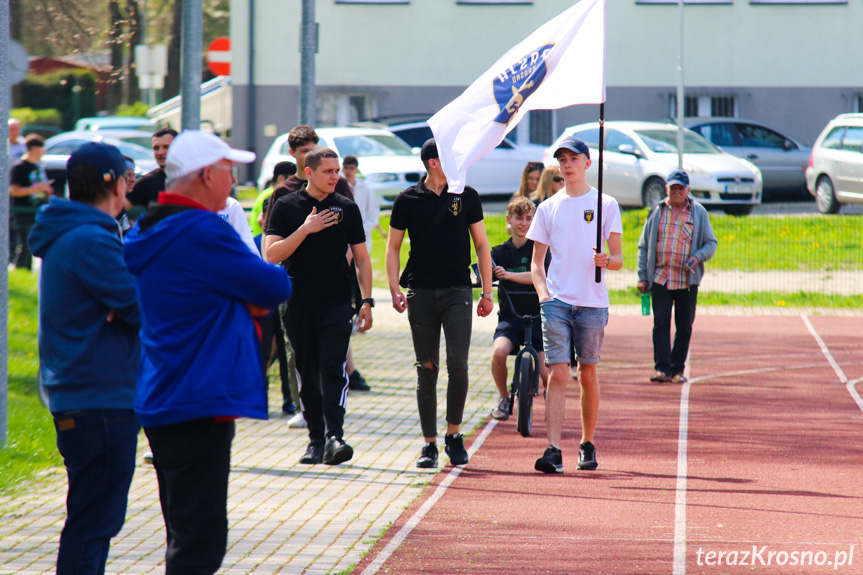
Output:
[517,355,534,437]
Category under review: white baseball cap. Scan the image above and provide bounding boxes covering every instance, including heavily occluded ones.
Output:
[165,130,255,184]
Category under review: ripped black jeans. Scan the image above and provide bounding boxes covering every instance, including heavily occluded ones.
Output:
[406,286,473,438]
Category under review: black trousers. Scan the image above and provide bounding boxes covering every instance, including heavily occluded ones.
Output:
[10,212,35,270]
[145,419,235,575]
[258,312,292,408]
[283,302,354,443]
[651,282,699,377]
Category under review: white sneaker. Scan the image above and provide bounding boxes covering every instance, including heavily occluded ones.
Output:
[142,452,154,465]
[287,412,306,428]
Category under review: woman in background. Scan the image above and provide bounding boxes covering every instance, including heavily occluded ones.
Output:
[513,162,543,199]
[532,166,564,205]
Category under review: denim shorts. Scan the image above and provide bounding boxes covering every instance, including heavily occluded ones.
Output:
[540,299,608,366]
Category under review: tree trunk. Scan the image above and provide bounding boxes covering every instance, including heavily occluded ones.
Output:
[163,0,183,100]
[107,0,125,112]
[126,0,142,104]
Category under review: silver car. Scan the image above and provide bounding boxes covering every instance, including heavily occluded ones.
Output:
[543,121,763,215]
[685,118,810,199]
[805,113,863,214]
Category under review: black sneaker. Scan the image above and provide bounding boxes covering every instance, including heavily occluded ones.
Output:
[299,441,324,464]
[323,437,354,465]
[578,441,598,470]
[444,434,469,466]
[535,445,564,473]
[416,442,438,468]
[282,400,297,415]
[348,370,371,391]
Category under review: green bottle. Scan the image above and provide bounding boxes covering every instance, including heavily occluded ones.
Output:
[641,291,651,316]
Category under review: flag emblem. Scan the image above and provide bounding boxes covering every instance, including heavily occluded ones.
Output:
[584,209,594,223]
[492,44,554,126]
[449,197,462,216]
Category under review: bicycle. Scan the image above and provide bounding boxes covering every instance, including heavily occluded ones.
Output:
[496,285,542,438]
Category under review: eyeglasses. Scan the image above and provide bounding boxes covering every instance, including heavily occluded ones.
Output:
[553,177,564,183]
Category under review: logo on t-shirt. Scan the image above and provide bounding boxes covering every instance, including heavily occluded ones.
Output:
[330,206,344,224]
[584,209,594,223]
[449,197,462,216]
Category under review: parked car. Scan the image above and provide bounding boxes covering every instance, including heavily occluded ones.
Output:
[543,121,763,215]
[387,121,547,196]
[257,127,425,204]
[805,113,863,214]
[42,132,158,196]
[684,117,810,199]
[74,116,156,132]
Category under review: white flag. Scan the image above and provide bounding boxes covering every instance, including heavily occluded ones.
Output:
[429,0,606,194]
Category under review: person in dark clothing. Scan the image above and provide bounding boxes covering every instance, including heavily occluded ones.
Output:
[29,141,140,575]
[124,128,178,209]
[385,138,494,469]
[265,146,374,466]
[489,196,549,421]
[9,134,53,269]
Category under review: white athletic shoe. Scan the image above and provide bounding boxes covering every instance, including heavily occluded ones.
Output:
[287,412,307,429]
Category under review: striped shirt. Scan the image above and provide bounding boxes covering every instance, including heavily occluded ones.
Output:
[653,200,693,290]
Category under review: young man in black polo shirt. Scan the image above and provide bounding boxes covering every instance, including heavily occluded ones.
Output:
[265,146,373,465]
[124,128,178,209]
[386,138,494,469]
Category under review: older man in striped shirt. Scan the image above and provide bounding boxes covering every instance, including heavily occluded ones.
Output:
[637,170,718,384]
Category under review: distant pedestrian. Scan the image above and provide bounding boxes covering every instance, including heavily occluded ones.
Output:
[637,169,717,384]
[527,136,623,474]
[124,127,177,209]
[7,118,26,167]
[341,154,385,252]
[514,161,543,199]
[386,138,494,469]
[249,161,297,236]
[265,145,373,466]
[124,131,291,574]
[9,134,53,270]
[28,142,140,575]
[531,166,564,205]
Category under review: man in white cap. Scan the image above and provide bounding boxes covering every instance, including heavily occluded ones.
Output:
[123,131,293,574]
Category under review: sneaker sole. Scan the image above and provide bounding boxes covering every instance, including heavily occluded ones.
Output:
[323,447,354,465]
[535,458,563,474]
[490,412,509,421]
[299,457,322,464]
[445,450,469,466]
[416,459,438,469]
[577,461,598,470]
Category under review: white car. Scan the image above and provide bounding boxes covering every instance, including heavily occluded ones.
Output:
[387,121,547,196]
[257,127,425,204]
[544,121,763,215]
[805,113,863,214]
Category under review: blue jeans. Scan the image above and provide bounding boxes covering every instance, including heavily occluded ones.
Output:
[53,408,140,575]
[540,299,608,366]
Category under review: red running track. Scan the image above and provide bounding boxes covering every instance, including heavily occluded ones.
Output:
[355,314,863,575]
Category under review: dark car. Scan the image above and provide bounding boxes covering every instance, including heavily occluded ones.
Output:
[684,118,810,199]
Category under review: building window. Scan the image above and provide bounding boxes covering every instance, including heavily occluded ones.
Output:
[317,93,376,127]
[528,110,554,146]
[669,95,736,118]
[750,0,845,4]
[856,95,863,113]
[458,0,532,4]
[638,0,731,4]
[336,1,409,4]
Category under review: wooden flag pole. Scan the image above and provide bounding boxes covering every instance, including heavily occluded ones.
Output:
[594,103,605,283]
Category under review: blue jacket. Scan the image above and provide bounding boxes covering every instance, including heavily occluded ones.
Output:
[28,197,140,413]
[123,205,292,428]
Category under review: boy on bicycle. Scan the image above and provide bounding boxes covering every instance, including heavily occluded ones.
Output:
[489,196,549,420]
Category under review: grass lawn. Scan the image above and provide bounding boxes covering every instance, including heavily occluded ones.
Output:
[372,211,863,307]
[1,270,62,496]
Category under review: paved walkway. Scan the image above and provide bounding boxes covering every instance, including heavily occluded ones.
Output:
[0,288,500,575]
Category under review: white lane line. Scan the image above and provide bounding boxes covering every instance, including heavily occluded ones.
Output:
[672,373,691,575]
[801,314,848,383]
[801,314,863,415]
[360,419,498,575]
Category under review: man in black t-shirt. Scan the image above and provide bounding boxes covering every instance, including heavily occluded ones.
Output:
[385,138,494,469]
[9,135,53,269]
[265,146,373,466]
[124,128,177,209]
[489,196,549,421]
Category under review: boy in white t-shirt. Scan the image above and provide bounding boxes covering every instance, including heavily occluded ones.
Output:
[526,136,623,474]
